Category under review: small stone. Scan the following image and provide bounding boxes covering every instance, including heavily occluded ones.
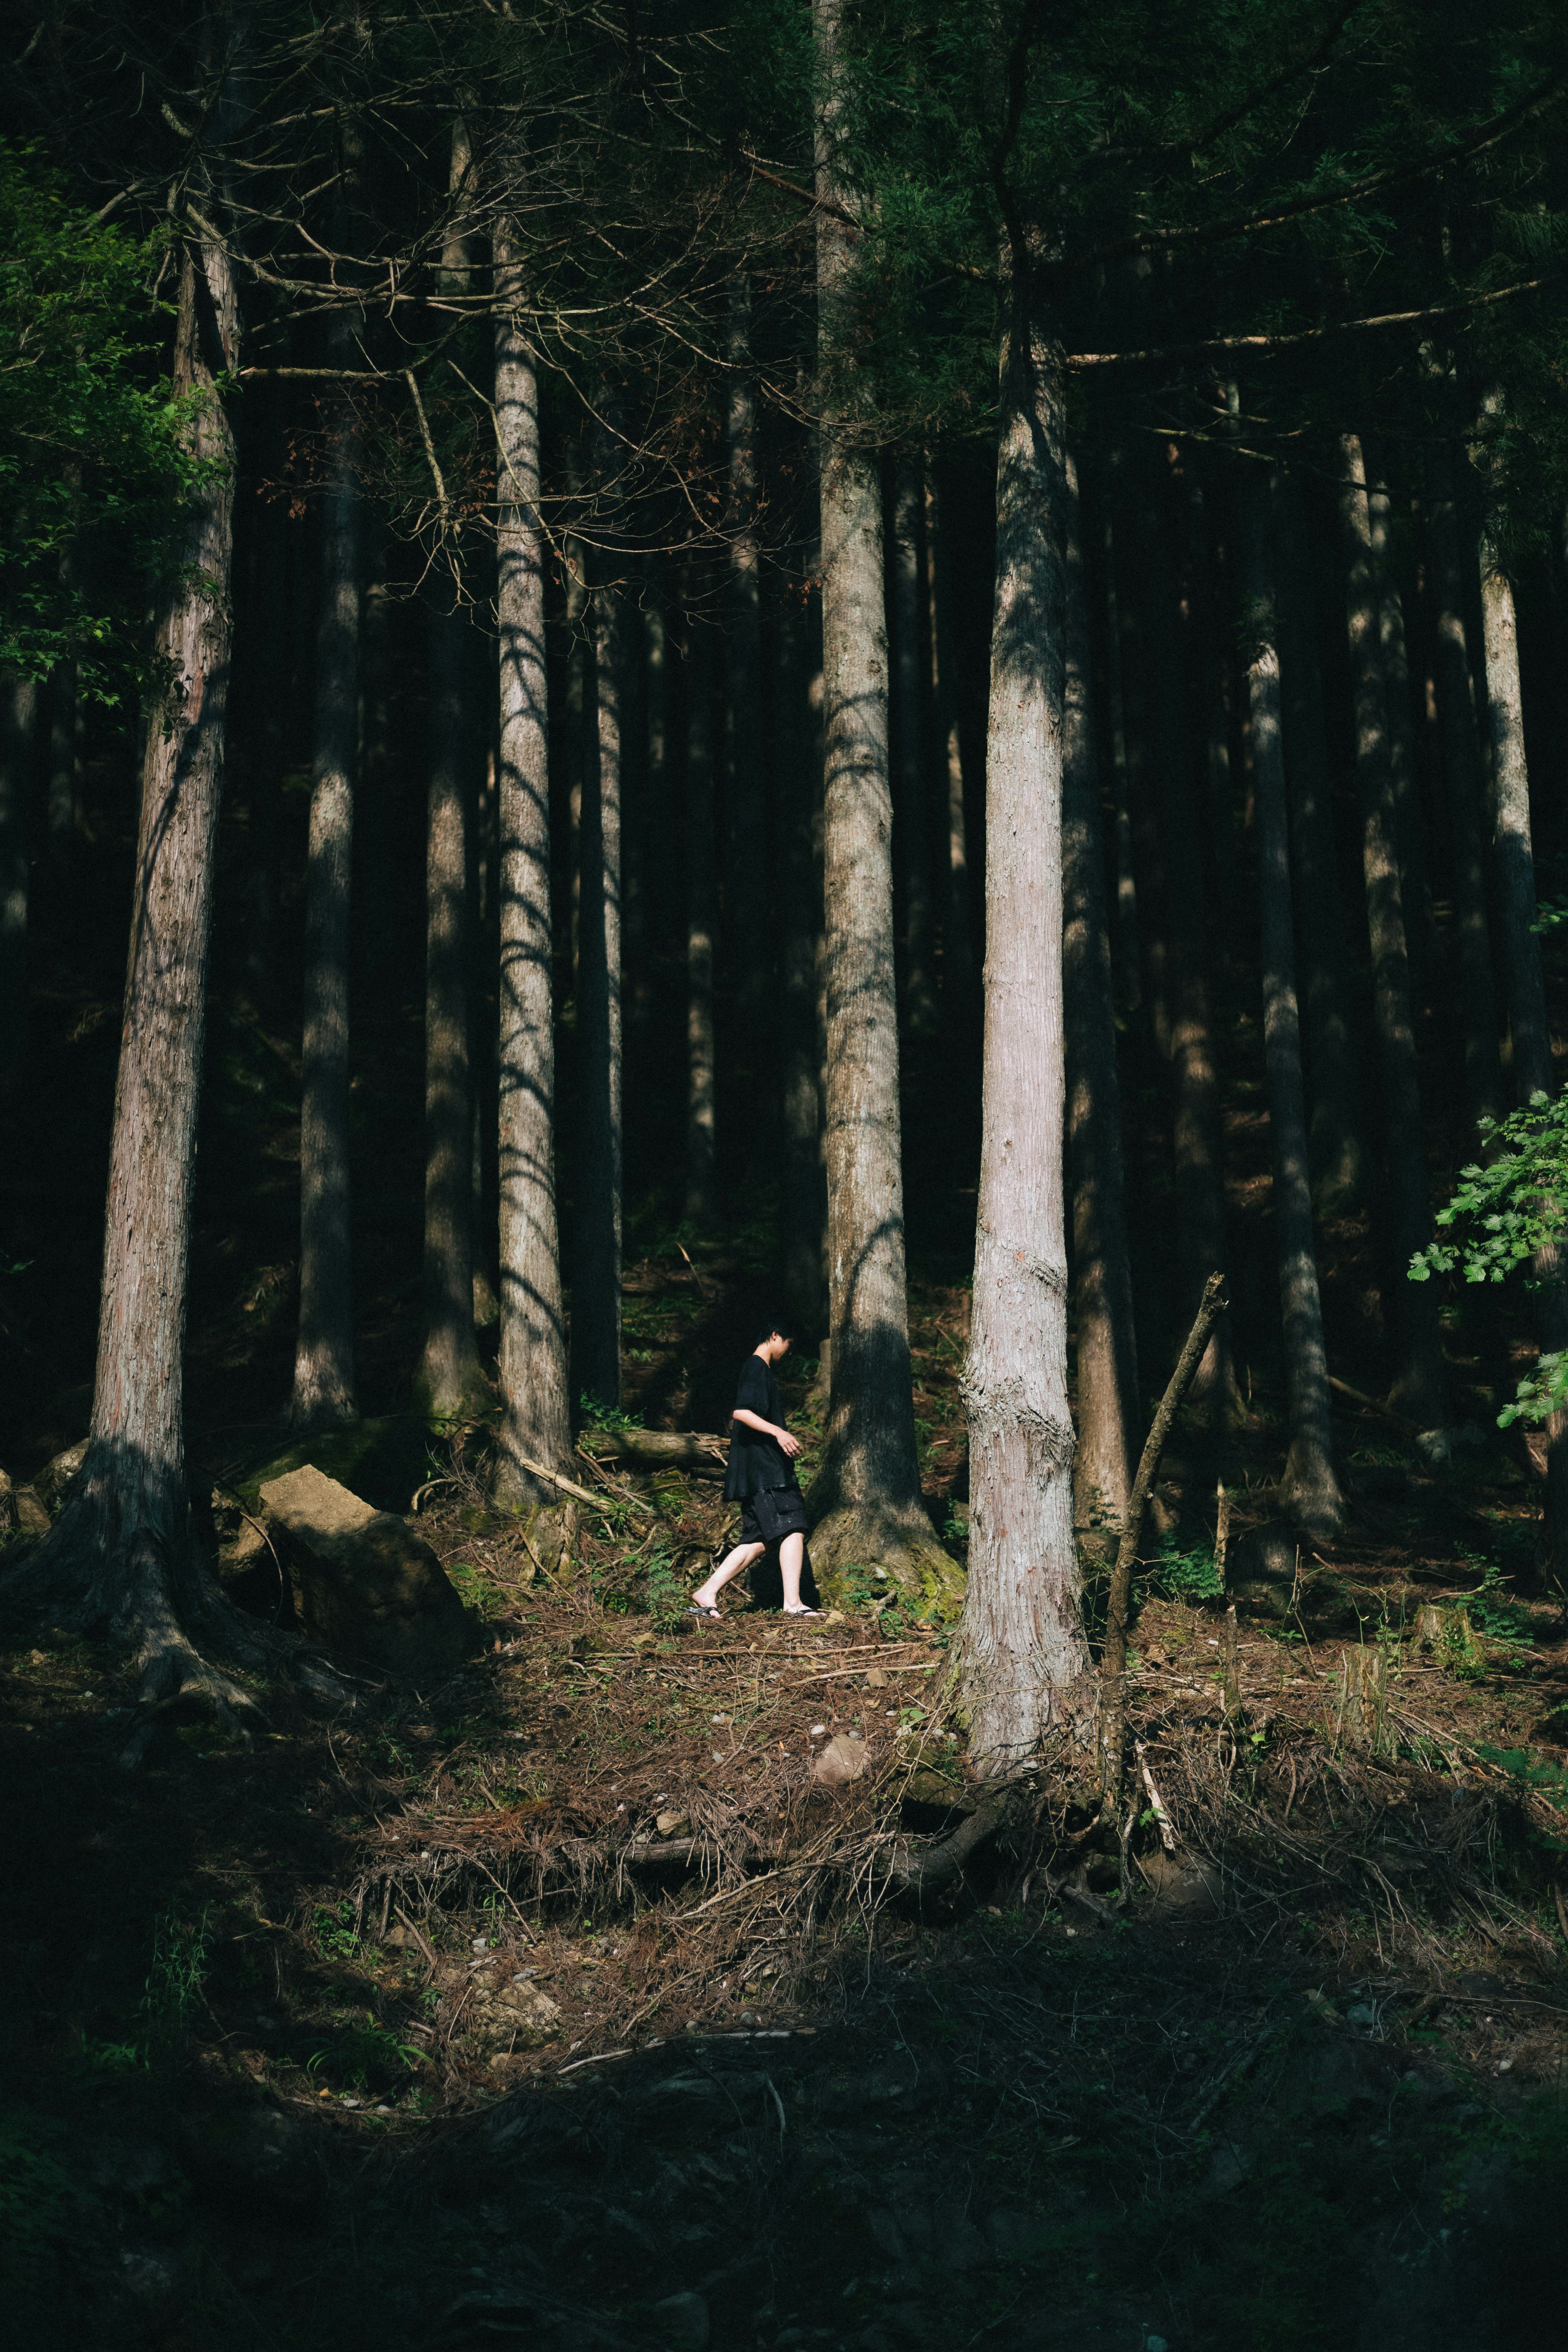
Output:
[809,1724,826,1738]
[863,1668,889,1689]
[651,2288,710,2350]
[472,1936,489,1952]
[813,1733,871,1788]
[15,1486,51,1535]
[1345,2002,1377,2029]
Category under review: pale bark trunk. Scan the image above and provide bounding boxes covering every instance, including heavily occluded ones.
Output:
[684,616,718,1224]
[892,459,935,1033]
[810,0,956,1604]
[1337,432,1445,1428]
[570,419,624,1413]
[417,597,486,1417]
[8,214,263,1703]
[0,671,35,1094]
[1274,472,1368,1209]
[493,236,573,1522]
[960,286,1089,1765]
[1062,450,1139,1558]
[1480,472,1568,1579]
[1245,470,1343,1539]
[289,327,361,1429]
[1425,442,1505,1130]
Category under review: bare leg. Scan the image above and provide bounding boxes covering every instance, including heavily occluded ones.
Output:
[692,1541,764,1611]
[780,1530,817,1613]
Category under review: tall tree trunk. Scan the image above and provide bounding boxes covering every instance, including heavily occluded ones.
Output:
[684,615,718,1224]
[493,231,573,1539]
[1425,439,1506,1131]
[1368,460,1437,1000]
[1062,450,1139,1559]
[417,596,486,1417]
[1096,494,1141,1015]
[289,336,361,1429]
[780,562,825,1336]
[1245,470,1343,1537]
[892,459,935,1033]
[960,283,1089,1764]
[570,419,624,1413]
[1274,472,1368,1209]
[725,273,768,1046]
[809,0,957,1603]
[1479,451,1568,1581]
[1151,459,1238,1421]
[1337,432,1446,1428]
[4,204,267,1707]
[924,467,975,1017]
[0,672,35,1096]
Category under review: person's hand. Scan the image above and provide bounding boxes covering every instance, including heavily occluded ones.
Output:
[777,1429,803,1459]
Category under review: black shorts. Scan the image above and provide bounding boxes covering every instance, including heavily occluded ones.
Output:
[739,1486,808,1545]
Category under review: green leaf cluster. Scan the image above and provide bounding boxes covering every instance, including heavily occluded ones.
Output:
[0,140,202,698]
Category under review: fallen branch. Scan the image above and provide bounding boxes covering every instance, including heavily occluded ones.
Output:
[1326,1374,1424,1441]
[508,1450,646,1518]
[579,1429,728,1473]
[1100,1273,1229,1806]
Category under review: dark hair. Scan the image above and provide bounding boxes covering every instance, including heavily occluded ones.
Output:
[753,1319,792,1347]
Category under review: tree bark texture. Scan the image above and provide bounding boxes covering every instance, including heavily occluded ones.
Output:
[1425,441,1505,1131]
[1245,471,1343,1539]
[1368,463,1437,997]
[289,350,361,1430]
[1062,450,1140,1558]
[779,566,825,1335]
[570,424,624,1414]
[418,596,486,1418]
[809,0,956,1604]
[1274,472,1368,1209]
[1337,432,1445,1428]
[7,220,261,1704]
[924,467,975,1018]
[0,672,35,1094]
[1149,462,1237,1420]
[684,617,718,1225]
[725,272,768,1041]
[960,287,1090,1765]
[494,239,574,1525]
[892,459,935,1033]
[1479,492,1568,1579]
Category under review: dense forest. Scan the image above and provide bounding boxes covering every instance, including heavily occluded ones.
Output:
[7,6,1568,2348]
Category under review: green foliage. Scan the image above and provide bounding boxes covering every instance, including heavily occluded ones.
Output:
[1411,1091,1568,1426]
[1146,1537,1225,1605]
[314,1900,362,1961]
[307,2012,422,2092]
[646,1540,690,1633]
[578,1392,643,1434]
[1471,1742,1568,1806]
[1457,1555,1535,1649]
[0,140,202,695]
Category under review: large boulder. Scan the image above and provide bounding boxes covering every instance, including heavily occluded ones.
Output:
[257,1463,477,1680]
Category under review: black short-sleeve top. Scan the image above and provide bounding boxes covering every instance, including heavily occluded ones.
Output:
[723,1353,797,1500]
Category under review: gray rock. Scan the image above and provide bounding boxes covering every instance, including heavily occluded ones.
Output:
[37,1438,89,1508]
[258,1463,477,1679]
[651,2290,710,2350]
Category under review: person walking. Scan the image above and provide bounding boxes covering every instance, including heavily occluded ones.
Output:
[690,1321,822,1618]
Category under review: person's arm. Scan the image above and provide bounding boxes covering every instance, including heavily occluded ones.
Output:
[731,1406,803,1458]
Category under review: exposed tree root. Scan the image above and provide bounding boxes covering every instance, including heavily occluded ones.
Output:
[0,1455,357,1766]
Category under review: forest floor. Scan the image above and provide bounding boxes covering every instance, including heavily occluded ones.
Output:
[6,1252,1568,2352]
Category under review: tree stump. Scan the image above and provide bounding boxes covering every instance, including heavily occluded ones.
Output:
[1335,1643,1389,1755]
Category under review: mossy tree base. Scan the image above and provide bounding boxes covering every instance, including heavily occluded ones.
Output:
[807,1498,965,1619]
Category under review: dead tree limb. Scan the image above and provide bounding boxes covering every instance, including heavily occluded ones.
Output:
[1098,1272,1228,1804]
